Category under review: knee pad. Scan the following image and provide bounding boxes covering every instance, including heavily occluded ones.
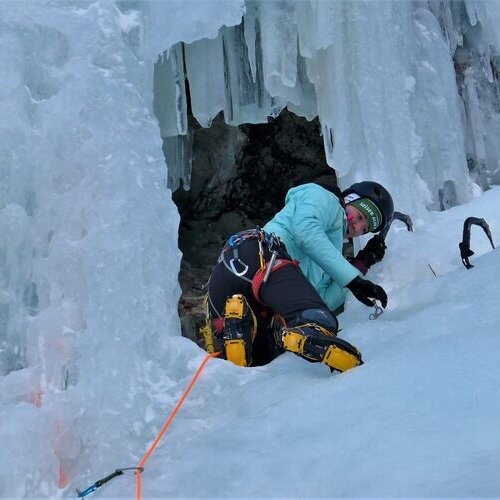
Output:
[281,323,362,372]
[289,308,339,335]
[223,294,257,367]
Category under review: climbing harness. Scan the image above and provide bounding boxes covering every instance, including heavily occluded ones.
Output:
[369,304,384,320]
[219,228,282,281]
[217,227,299,304]
[75,353,219,499]
[459,217,495,269]
[201,228,300,363]
[220,228,265,280]
[76,468,143,497]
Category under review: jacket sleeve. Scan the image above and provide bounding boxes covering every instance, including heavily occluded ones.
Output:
[320,281,348,312]
[291,187,360,288]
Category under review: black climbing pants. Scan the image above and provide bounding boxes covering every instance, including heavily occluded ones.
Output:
[207,238,331,365]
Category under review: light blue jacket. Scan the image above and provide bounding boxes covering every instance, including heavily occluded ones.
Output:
[263,183,360,311]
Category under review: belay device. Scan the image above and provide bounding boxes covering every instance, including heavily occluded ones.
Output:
[459,217,495,269]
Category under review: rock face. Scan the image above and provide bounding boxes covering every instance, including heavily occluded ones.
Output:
[173,109,337,343]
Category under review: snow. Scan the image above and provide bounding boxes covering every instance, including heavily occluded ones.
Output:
[97,187,500,499]
[1,0,500,498]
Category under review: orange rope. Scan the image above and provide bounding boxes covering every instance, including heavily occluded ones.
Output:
[135,351,220,500]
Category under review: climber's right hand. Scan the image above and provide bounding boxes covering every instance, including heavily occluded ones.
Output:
[346,276,388,308]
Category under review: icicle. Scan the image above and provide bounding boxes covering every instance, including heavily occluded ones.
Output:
[258,0,298,101]
[222,24,281,125]
[163,132,193,192]
[153,43,187,137]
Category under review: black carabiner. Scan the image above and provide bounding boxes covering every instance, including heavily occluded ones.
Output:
[369,304,384,321]
[76,467,143,497]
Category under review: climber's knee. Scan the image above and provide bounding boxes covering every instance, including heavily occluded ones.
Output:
[288,308,339,334]
[223,294,257,367]
[281,320,362,372]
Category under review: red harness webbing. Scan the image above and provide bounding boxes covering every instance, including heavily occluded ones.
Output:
[251,259,299,305]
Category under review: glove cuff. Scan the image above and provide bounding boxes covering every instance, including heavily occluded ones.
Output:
[350,258,368,275]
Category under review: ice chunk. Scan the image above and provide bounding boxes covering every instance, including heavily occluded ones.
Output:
[185,34,226,128]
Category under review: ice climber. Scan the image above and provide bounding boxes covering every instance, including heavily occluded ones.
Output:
[201,181,394,372]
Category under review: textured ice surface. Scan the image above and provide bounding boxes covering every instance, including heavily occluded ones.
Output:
[158,0,500,216]
[106,186,500,499]
[1,1,500,497]
[0,1,243,496]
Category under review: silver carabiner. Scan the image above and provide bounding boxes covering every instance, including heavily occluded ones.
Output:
[369,304,384,320]
[229,258,249,276]
[262,251,278,283]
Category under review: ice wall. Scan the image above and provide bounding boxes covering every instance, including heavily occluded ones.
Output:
[156,0,500,216]
[1,0,499,496]
[0,1,243,496]
[439,0,500,189]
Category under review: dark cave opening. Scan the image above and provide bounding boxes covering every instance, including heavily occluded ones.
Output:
[171,109,337,342]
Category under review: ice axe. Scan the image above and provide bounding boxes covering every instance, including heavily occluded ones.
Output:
[459,217,495,269]
[379,211,413,241]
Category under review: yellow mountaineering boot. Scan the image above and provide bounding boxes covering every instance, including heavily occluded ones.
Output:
[282,323,362,372]
[223,294,257,367]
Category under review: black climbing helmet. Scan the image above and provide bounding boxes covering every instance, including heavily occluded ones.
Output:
[343,181,394,233]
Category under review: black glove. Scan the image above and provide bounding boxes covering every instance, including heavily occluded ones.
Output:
[355,235,387,270]
[346,276,388,308]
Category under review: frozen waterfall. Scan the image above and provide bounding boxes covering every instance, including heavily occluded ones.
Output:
[0,0,244,495]
[156,0,500,216]
[1,0,500,497]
